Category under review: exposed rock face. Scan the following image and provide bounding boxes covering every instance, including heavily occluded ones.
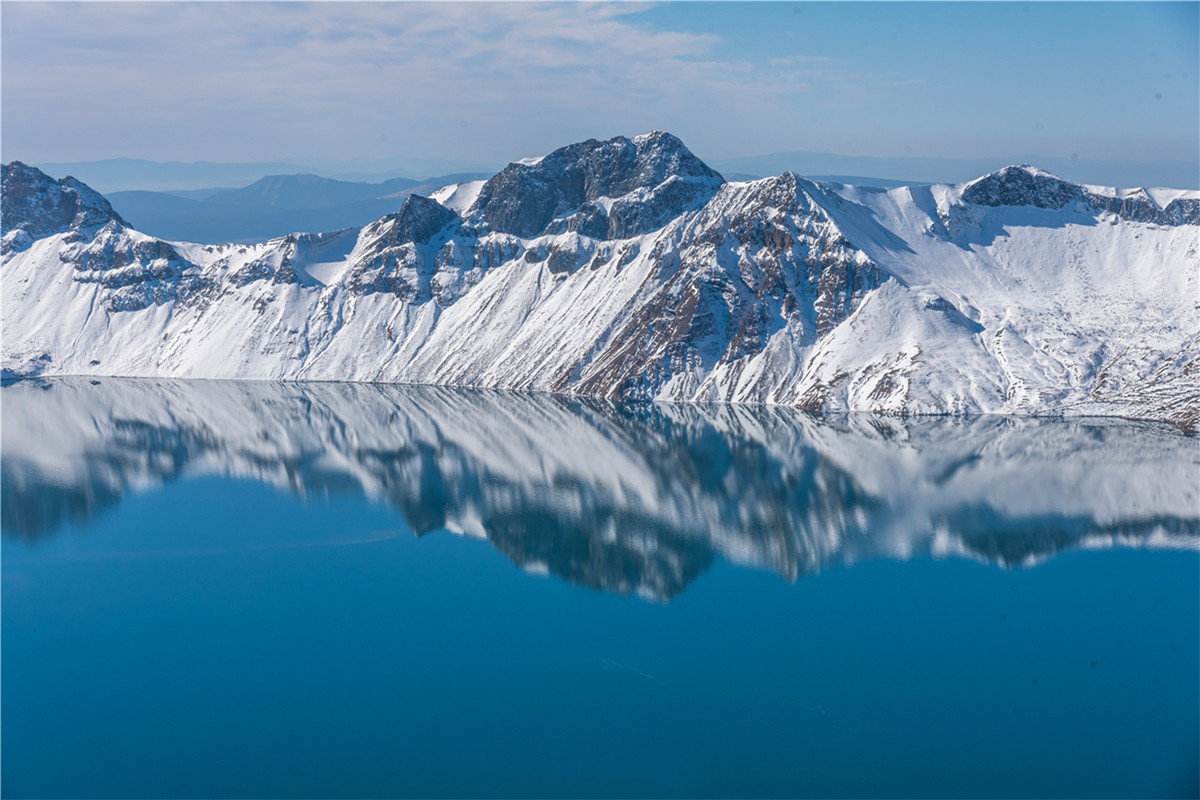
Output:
[1088,191,1200,226]
[1,161,128,253]
[67,227,202,312]
[465,131,725,238]
[368,194,460,245]
[962,166,1085,209]
[962,164,1200,225]
[0,162,217,313]
[346,195,461,298]
[2,135,1198,428]
[572,173,882,400]
[0,163,210,312]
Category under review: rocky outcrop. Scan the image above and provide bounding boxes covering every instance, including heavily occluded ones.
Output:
[67,226,201,311]
[963,164,1200,225]
[365,194,460,246]
[1,161,129,253]
[962,166,1085,210]
[465,131,724,239]
[345,195,460,299]
[573,173,882,399]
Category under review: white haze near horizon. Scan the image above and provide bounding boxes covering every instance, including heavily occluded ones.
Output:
[1,2,1197,177]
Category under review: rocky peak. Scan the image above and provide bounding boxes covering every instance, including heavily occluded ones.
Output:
[360,194,459,248]
[347,194,460,300]
[961,165,1083,210]
[2,162,128,253]
[961,163,1199,225]
[465,132,725,239]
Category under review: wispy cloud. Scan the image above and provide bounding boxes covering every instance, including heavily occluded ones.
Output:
[11,2,1184,166]
[1,2,902,162]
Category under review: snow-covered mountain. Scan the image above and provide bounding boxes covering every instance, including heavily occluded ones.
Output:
[4,378,1195,599]
[4,132,1198,428]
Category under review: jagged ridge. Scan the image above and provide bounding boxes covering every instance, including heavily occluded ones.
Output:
[2,135,1197,428]
[962,164,1199,224]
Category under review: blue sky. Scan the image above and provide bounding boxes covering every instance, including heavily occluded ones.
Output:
[2,2,1196,167]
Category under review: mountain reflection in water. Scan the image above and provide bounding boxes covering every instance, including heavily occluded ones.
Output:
[2,377,1196,599]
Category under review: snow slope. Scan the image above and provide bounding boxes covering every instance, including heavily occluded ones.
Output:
[3,136,1198,428]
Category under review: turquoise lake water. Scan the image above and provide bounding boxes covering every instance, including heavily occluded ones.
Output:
[3,378,1197,798]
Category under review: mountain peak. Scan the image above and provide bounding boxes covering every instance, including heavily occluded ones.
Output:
[1000,163,1067,180]
[960,164,1199,224]
[2,161,127,253]
[465,132,724,238]
[962,164,1082,209]
[362,193,458,246]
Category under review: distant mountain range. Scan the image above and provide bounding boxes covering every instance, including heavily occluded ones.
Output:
[3,131,1198,429]
[30,157,505,193]
[106,172,492,244]
[36,149,1199,196]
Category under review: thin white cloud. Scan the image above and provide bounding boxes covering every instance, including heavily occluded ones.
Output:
[1,1,909,163]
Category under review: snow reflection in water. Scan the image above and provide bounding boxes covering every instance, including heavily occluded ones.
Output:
[3,377,1195,599]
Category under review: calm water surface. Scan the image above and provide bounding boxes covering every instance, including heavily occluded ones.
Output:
[3,378,1197,798]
